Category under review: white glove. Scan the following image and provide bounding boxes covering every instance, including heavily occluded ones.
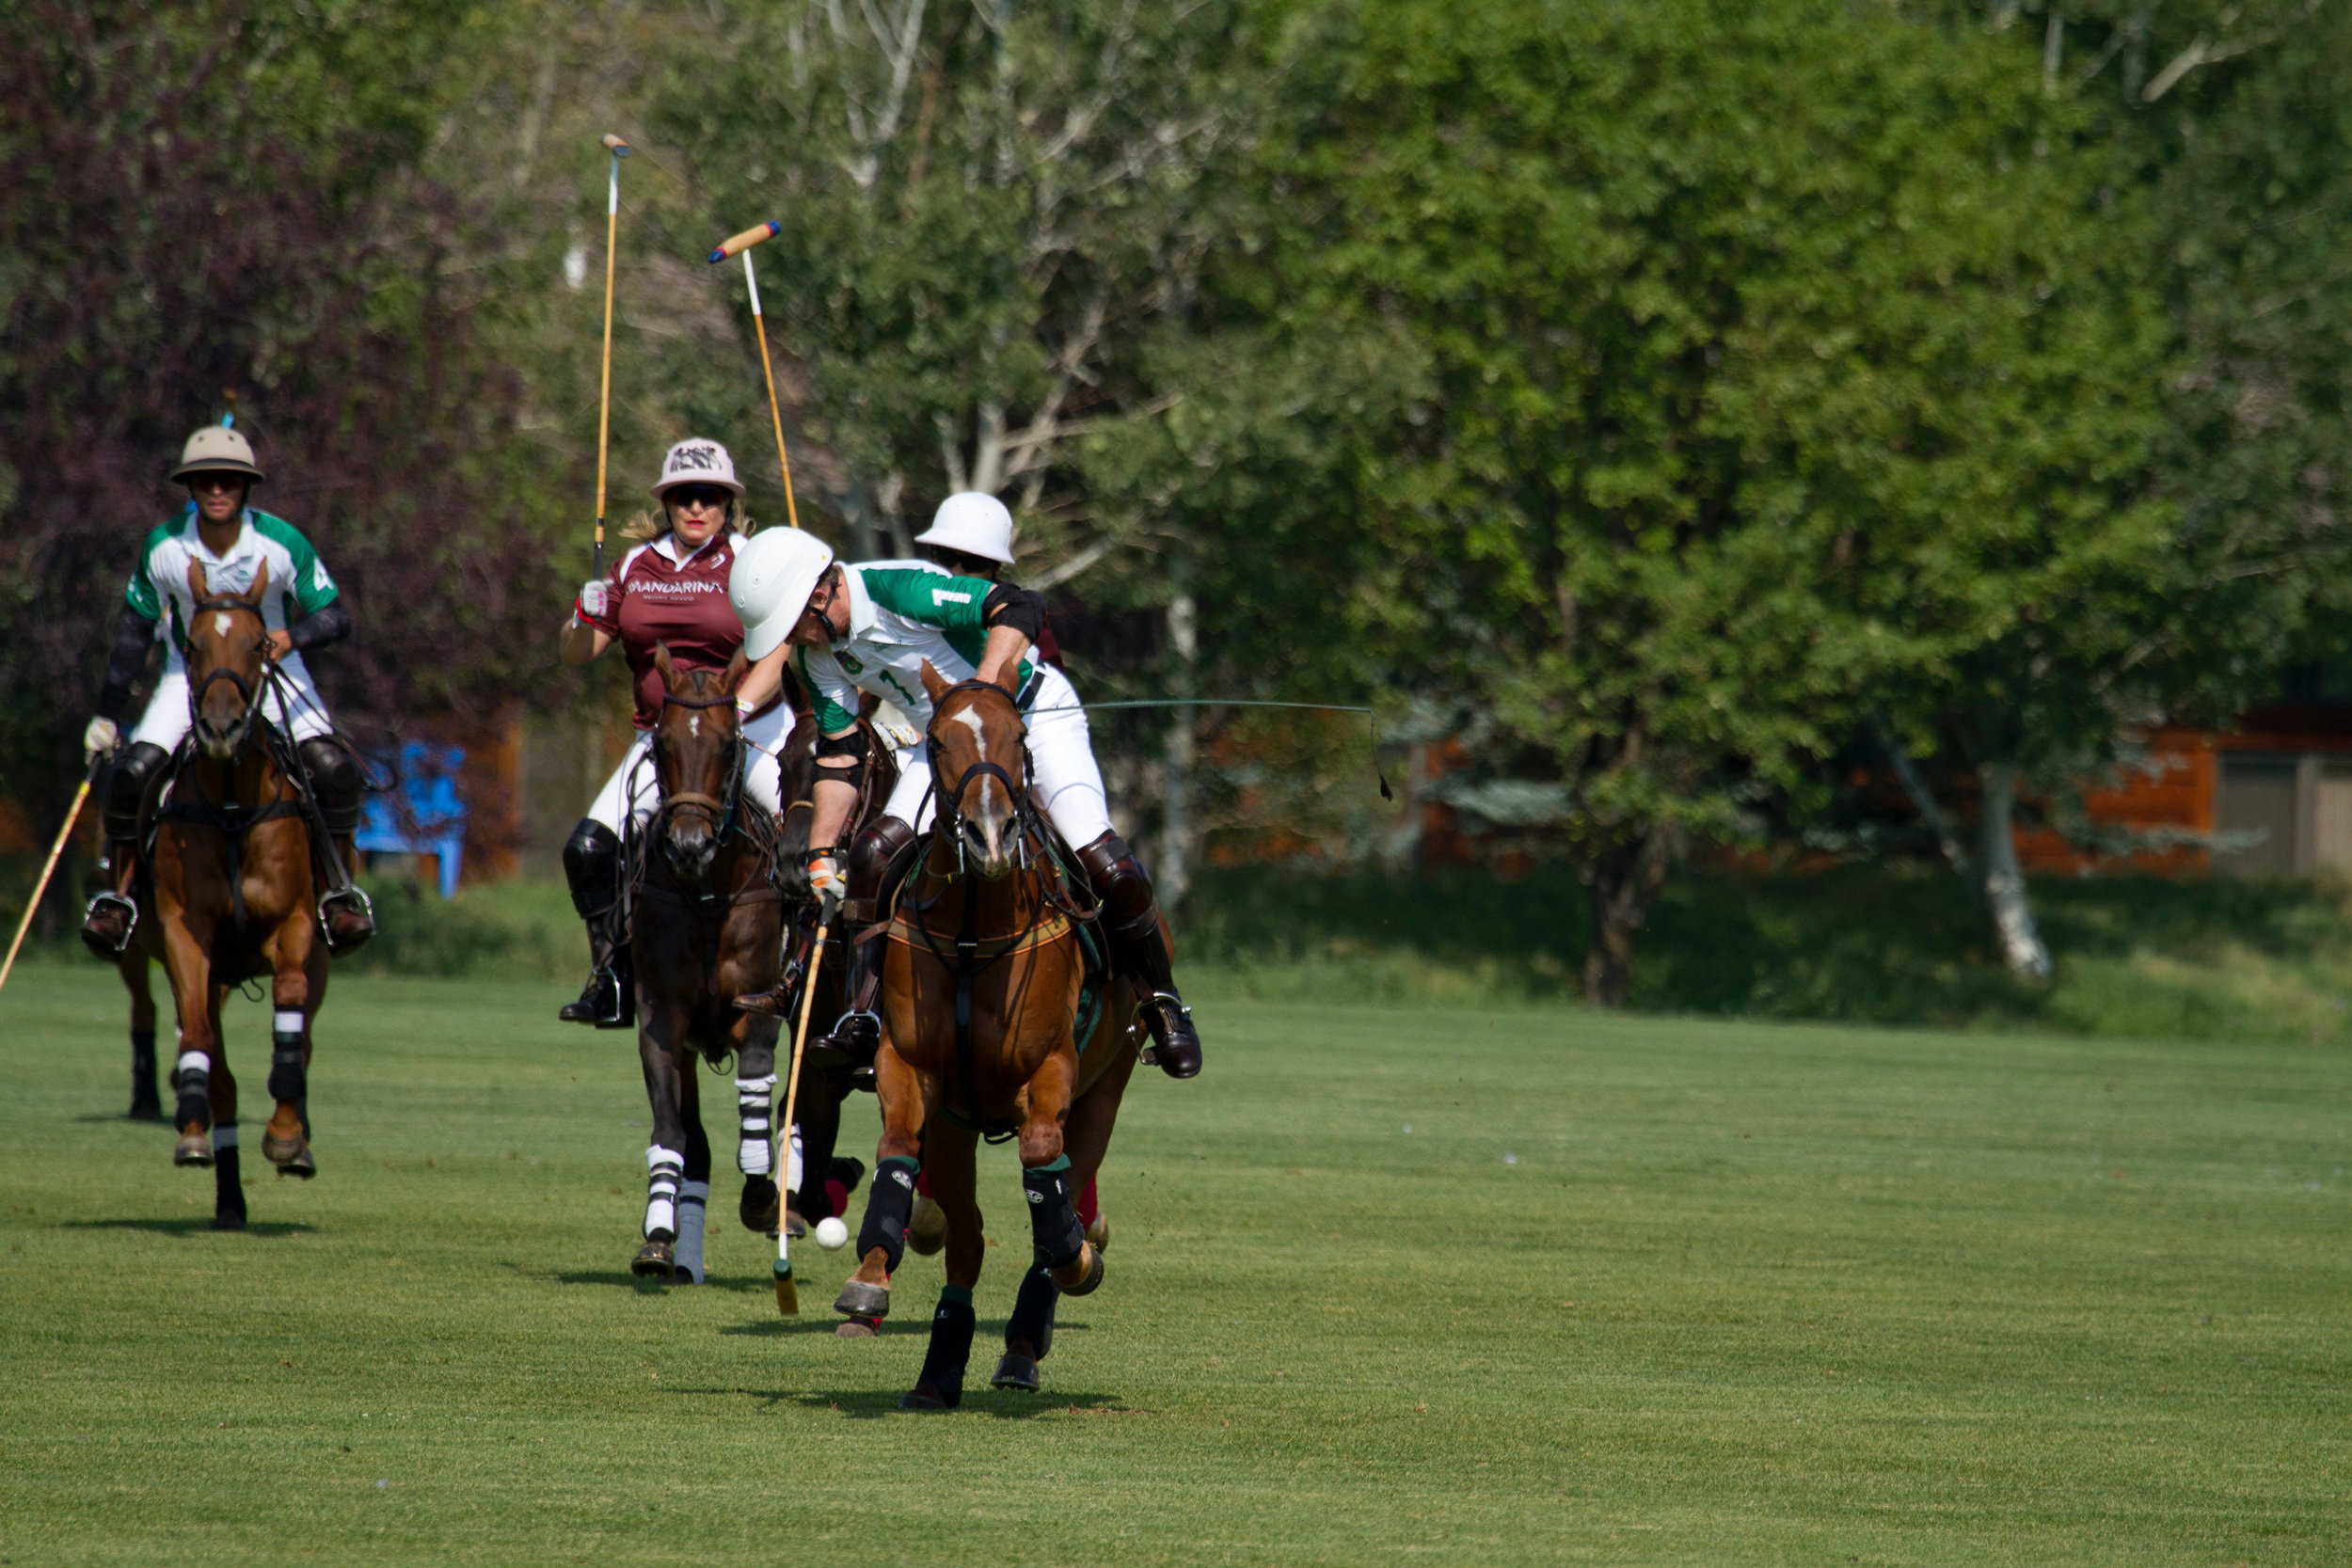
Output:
[83,716,119,759]
[803,849,845,900]
[577,579,610,620]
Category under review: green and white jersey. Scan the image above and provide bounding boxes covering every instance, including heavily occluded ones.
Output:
[125,506,340,681]
[794,562,1034,736]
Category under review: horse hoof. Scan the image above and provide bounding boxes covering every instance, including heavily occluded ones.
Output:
[906,1196,946,1257]
[1054,1243,1104,1298]
[211,1212,246,1232]
[173,1133,214,1168]
[1085,1212,1110,1252]
[631,1240,675,1278]
[834,1280,890,1319]
[264,1134,315,1178]
[277,1148,317,1180]
[990,1354,1041,1392]
[898,1386,955,1411]
[835,1316,880,1338]
[739,1176,780,1234]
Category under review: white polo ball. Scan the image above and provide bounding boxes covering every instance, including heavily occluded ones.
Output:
[814,1215,850,1251]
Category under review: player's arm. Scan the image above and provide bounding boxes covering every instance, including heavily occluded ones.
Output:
[802,649,867,871]
[974,583,1043,690]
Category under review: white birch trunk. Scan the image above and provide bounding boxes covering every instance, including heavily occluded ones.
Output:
[1977,762,2051,979]
[1158,587,1197,910]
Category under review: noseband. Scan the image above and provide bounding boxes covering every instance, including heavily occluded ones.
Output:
[655,689,742,839]
[183,595,271,752]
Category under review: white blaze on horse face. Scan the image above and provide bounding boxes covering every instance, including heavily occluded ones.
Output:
[214,611,233,638]
[690,714,700,739]
[953,705,1013,865]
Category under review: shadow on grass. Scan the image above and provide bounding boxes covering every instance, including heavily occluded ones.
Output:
[659,1384,1145,1419]
[546,1269,769,1296]
[62,1217,310,1239]
[719,1315,924,1337]
[72,1113,170,1125]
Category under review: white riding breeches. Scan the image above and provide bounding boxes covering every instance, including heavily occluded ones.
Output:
[586,702,790,835]
[130,663,335,752]
[879,663,1114,850]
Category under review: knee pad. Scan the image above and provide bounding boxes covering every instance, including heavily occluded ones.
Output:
[1075,832,1154,927]
[103,743,168,842]
[562,820,623,919]
[298,740,363,834]
[856,1155,920,1274]
[1022,1158,1085,1271]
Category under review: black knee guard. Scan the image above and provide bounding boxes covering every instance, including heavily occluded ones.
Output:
[563,820,624,920]
[298,739,363,836]
[103,742,169,844]
[916,1288,977,1407]
[1075,832,1175,992]
[856,1155,920,1274]
[1023,1158,1085,1270]
[843,816,919,927]
[1007,1261,1059,1358]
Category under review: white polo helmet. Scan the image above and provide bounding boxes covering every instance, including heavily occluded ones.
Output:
[171,424,264,483]
[914,490,1015,565]
[651,437,744,498]
[730,527,836,660]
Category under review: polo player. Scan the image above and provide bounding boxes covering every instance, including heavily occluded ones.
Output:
[726,493,1203,1081]
[80,424,373,957]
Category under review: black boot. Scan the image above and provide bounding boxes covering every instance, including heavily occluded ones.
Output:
[299,738,376,954]
[558,820,634,1027]
[802,817,918,1086]
[1075,832,1201,1079]
[82,745,167,958]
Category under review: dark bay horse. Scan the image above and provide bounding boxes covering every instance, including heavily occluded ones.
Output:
[151,562,333,1228]
[836,666,1145,1408]
[626,645,788,1281]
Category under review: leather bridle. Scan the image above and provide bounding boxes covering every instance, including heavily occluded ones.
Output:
[653,688,743,844]
[925,679,1033,868]
[183,595,271,753]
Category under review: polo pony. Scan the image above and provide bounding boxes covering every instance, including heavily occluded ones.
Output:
[835,664,1147,1408]
[150,561,341,1227]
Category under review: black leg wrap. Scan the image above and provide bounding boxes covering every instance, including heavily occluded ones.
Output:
[267,1033,307,1105]
[130,1030,161,1118]
[213,1139,246,1229]
[1007,1261,1059,1358]
[915,1293,977,1408]
[174,1059,212,1132]
[1023,1161,1086,1270]
[857,1156,920,1275]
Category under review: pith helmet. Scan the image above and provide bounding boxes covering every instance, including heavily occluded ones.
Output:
[170,425,264,483]
[651,437,744,498]
[731,527,836,661]
[914,490,1016,565]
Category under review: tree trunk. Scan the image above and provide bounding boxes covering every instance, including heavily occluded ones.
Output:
[1976,762,2051,978]
[1579,826,1670,1007]
[1157,584,1198,912]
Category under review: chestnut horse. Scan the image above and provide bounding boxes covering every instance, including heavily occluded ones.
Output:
[626,646,790,1281]
[835,666,1145,1408]
[151,561,334,1228]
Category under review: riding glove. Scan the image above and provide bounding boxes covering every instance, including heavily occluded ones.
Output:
[576,579,610,621]
[804,849,845,899]
[82,716,119,760]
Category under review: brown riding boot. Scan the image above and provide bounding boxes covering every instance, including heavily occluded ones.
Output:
[1075,832,1201,1079]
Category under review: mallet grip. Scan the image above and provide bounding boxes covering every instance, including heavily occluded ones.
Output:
[708,220,782,265]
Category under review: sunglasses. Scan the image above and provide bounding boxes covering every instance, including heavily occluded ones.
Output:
[188,474,246,494]
[668,484,731,511]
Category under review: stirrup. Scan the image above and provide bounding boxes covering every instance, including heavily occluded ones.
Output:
[316,885,375,957]
[808,1011,881,1069]
[80,891,138,958]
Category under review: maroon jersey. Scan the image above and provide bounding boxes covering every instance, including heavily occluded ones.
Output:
[581,531,749,730]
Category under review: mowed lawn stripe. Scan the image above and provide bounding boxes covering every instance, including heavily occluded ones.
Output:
[0,966,2344,1564]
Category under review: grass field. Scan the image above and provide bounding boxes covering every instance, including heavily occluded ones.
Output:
[1,964,2347,1565]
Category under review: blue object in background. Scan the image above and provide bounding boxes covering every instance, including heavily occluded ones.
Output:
[355,743,468,899]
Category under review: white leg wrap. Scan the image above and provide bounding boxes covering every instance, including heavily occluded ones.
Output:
[644,1145,683,1240]
[735,1075,775,1176]
[212,1125,238,1150]
[272,1009,305,1036]
[176,1050,209,1082]
[673,1180,709,1283]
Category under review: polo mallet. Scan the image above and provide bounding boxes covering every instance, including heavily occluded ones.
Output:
[0,754,103,996]
[774,889,838,1314]
[593,134,631,578]
[708,222,801,531]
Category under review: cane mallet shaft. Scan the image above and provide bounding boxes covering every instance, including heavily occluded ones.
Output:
[774,892,837,1314]
[740,249,803,531]
[0,756,102,996]
[593,134,632,578]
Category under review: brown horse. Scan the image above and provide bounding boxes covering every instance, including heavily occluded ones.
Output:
[835,666,1145,1408]
[626,645,788,1280]
[151,561,332,1228]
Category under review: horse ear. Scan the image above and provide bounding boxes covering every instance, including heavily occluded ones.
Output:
[723,646,750,694]
[242,558,270,605]
[653,641,678,687]
[919,660,950,704]
[187,560,210,603]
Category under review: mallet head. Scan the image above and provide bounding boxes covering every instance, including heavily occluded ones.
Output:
[601,133,632,157]
[708,219,783,265]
